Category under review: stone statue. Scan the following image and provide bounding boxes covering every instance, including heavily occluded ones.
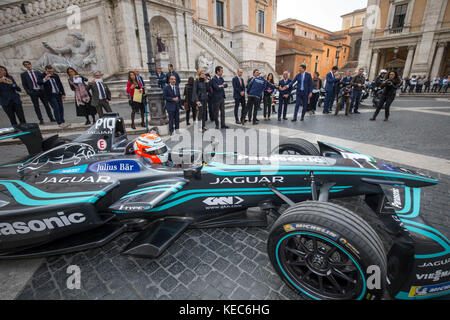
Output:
[196,50,214,75]
[35,32,97,72]
[156,32,166,53]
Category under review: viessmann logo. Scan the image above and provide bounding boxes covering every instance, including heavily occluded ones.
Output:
[0,212,86,236]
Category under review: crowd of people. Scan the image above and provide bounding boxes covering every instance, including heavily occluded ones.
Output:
[0,59,446,130]
[401,75,449,93]
[0,61,113,127]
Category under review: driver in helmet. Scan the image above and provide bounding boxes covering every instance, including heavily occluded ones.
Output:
[375,69,388,87]
[133,133,170,164]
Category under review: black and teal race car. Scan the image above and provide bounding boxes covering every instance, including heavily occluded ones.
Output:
[0,114,448,300]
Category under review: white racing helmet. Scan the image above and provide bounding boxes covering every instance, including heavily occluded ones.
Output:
[379,69,388,75]
[133,133,169,164]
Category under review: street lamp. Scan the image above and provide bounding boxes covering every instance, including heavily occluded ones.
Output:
[335,44,342,67]
[392,47,399,72]
[141,0,168,128]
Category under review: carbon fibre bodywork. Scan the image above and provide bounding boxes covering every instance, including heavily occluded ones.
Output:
[0,117,448,300]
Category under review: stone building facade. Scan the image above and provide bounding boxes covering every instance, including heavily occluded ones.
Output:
[276,19,351,78]
[0,0,277,100]
[358,0,450,80]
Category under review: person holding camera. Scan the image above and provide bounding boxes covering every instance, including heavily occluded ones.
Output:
[370,71,401,121]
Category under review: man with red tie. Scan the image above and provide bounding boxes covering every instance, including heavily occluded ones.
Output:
[20,61,55,125]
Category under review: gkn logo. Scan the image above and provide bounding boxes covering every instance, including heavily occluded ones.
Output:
[203,196,244,206]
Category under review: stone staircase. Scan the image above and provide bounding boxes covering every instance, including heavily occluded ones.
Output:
[339,60,359,75]
[192,19,240,73]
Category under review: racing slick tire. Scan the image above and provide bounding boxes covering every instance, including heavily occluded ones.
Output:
[273,138,320,156]
[267,201,387,300]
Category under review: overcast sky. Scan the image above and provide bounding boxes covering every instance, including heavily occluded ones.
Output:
[277,0,368,32]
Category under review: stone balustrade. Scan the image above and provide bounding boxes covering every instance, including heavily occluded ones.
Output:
[0,0,94,28]
[192,19,239,71]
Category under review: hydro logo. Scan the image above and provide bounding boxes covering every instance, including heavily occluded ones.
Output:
[203,196,244,206]
[0,212,86,236]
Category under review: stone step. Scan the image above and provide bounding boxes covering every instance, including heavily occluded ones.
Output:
[0,102,235,146]
[399,93,450,98]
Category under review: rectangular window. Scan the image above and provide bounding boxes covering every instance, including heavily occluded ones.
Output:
[392,4,408,33]
[258,10,265,33]
[216,1,224,27]
[327,49,330,57]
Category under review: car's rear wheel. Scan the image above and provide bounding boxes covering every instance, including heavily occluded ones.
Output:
[267,201,387,300]
[273,138,320,156]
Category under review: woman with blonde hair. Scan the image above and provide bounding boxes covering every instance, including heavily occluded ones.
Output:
[193,69,210,132]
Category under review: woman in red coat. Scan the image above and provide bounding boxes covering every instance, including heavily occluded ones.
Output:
[126,71,145,129]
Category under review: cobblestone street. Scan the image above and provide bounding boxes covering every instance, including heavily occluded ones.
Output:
[1,97,449,300]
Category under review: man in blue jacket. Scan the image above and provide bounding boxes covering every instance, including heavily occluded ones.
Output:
[323,66,339,114]
[211,66,229,129]
[287,64,313,121]
[156,66,166,89]
[232,69,246,125]
[165,64,181,86]
[278,71,291,121]
[245,69,276,125]
[163,75,181,135]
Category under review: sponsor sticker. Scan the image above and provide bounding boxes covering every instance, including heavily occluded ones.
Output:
[203,196,244,206]
[97,139,107,151]
[408,281,450,298]
[0,212,86,236]
[87,160,140,173]
[282,223,340,240]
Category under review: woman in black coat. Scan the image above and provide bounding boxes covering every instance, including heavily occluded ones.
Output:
[193,70,210,132]
[0,66,26,126]
[67,67,97,125]
[370,71,401,121]
[184,76,196,126]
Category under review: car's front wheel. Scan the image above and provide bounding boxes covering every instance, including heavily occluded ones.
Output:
[267,201,387,300]
[273,138,320,156]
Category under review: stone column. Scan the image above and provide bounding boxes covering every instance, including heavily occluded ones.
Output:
[369,49,380,81]
[357,0,380,71]
[403,45,415,78]
[410,0,445,74]
[430,42,447,79]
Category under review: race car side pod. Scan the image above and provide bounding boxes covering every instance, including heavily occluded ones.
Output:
[364,181,450,300]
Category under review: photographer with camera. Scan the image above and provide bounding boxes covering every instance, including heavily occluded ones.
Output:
[370,70,401,121]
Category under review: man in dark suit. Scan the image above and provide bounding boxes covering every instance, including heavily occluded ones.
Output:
[0,66,26,126]
[323,66,339,114]
[20,61,55,124]
[287,64,313,121]
[163,75,180,135]
[211,66,229,129]
[38,65,69,128]
[232,69,246,125]
[165,64,181,86]
[278,71,291,121]
[87,71,112,118]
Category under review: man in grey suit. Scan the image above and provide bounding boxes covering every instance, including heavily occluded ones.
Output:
[87,71,112,118]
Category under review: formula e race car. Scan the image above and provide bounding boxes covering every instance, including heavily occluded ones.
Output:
[0,114,448,300]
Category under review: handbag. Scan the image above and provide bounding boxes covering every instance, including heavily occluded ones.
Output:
[133,88,143,103]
